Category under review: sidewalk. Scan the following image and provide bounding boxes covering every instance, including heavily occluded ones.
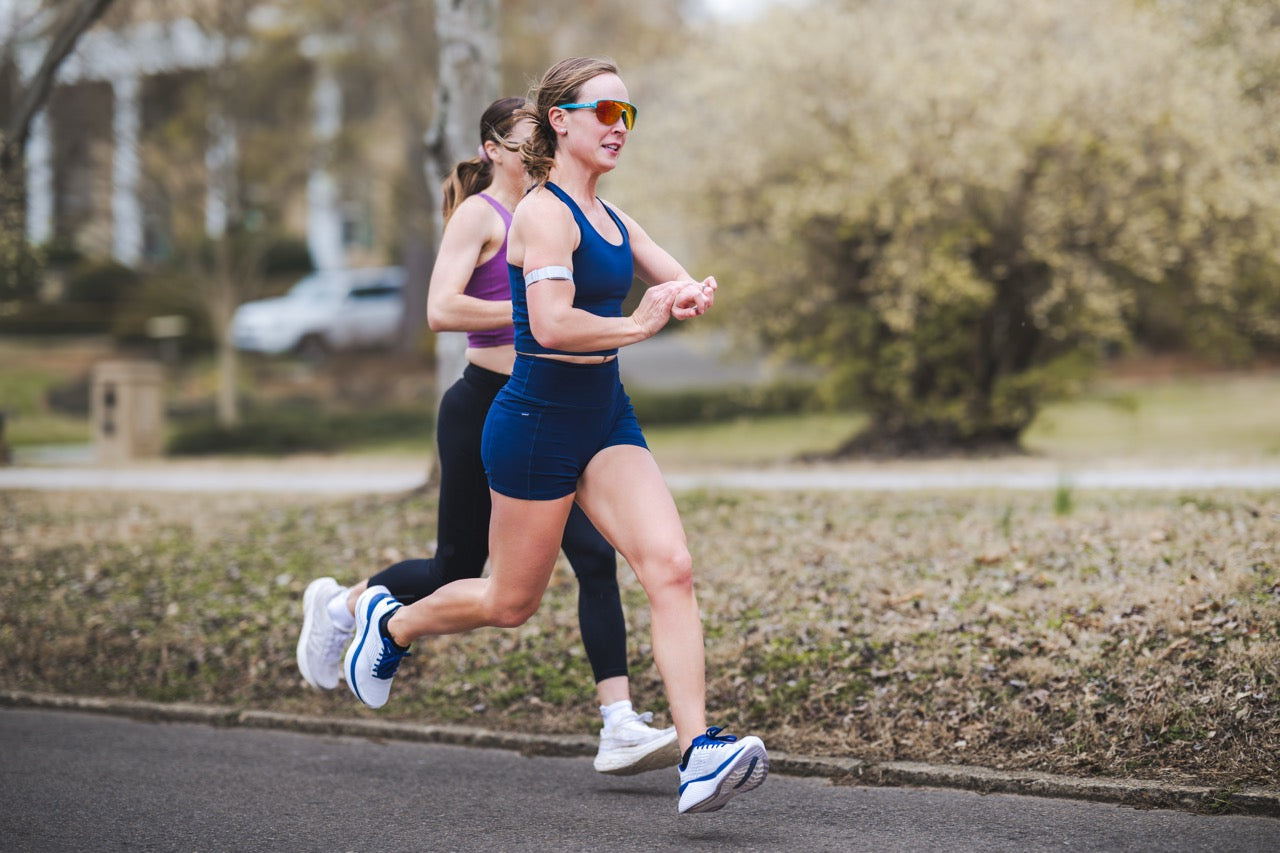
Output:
[4,451,1280,494]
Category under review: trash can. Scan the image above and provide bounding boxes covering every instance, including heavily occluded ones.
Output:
[91,360,165,462]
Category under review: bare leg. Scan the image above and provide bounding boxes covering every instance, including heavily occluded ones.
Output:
[385,493,574,643]
[595,675,630,706]
[345,580,368,616]
[576,445,707,752]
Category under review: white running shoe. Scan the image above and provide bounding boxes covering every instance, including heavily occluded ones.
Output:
[593,710,680,775]
[677,727,769,814]
[345,585,409,709]
[296,577,352,690]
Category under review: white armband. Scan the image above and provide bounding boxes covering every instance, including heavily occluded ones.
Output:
[524,266,573,286]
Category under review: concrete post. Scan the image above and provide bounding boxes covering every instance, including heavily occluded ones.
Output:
[91,360,166,462]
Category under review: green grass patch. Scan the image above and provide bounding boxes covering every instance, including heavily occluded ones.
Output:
[1024,370,1280,460]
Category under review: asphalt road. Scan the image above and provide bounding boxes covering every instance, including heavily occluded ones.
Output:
[2,708,1276,852]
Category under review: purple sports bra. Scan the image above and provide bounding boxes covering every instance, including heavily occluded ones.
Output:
[463,194,516,349]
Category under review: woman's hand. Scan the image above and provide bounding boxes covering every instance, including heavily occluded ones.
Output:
[671,276,717,320]
[629,281,688,338]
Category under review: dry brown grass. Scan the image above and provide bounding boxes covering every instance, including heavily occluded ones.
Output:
[1,485,1276,791]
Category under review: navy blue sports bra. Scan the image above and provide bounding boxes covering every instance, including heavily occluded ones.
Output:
[509,182,633,357]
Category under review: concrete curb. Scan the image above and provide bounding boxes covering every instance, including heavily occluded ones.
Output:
[3,689,1277,818]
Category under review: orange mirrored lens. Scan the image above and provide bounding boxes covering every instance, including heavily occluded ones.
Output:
[596,100,636,130]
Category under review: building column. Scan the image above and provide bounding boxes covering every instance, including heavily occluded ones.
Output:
[111,74,142,265]
[25,109,53,246]
[204,112,236,238]
[307,62,344,270]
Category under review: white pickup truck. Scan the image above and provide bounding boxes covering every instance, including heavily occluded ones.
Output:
[230,267,406,359]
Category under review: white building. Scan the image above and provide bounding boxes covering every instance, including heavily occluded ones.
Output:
[5,2,371,270]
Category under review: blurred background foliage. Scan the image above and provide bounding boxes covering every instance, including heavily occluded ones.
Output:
[3,0,1279,457]
[619,0,1280,453]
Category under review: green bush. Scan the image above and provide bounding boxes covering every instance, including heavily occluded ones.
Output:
[167,401,431,456]
[111,271,215,351]
[0,255,141,335]
[0,301,117,335]
[628,380,821,425]
[64,260,141,306]
[259,237,314,277]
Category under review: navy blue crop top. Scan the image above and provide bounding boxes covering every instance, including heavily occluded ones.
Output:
[509,182,633,357]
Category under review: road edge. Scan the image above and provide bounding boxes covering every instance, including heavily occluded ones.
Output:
[3,689,1276,818]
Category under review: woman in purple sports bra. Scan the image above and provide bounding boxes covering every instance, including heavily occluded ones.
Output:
[295,97,678,776]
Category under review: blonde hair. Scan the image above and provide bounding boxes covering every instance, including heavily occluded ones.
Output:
[518,57,620,185]
[440,96,529,222]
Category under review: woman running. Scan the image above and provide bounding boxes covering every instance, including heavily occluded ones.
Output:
[295,96,677,776]
[343,59,768,814]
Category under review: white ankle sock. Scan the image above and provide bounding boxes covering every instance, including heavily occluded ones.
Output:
[600,699,634,731]
[327,589,355,631]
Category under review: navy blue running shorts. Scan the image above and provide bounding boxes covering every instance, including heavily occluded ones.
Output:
[481,355,647,500]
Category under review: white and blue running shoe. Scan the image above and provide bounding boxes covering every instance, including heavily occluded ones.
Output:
[677,727,769,814]
[344,585,409,709]
[593,710,680,775]
[296,576,351,690]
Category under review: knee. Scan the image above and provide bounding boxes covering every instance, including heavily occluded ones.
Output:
[487,596,541,629]
[640,546,694,598]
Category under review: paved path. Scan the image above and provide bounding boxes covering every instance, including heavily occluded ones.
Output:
[3,708,1277,853]
[4,457,1280,494]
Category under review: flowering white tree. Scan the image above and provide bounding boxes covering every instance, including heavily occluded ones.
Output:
[624,0,1280,453]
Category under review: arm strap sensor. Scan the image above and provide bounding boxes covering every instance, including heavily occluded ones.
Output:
[524,266,573,286]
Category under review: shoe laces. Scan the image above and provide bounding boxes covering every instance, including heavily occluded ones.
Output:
[696,726,738,747]
[374,637,410,678]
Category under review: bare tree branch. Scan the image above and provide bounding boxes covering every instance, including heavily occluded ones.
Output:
[1,0,117,170]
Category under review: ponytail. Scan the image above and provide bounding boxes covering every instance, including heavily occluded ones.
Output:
[440,96,530,223]
[441,158,491,223]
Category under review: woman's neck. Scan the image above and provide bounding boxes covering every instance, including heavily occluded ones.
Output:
[483,173,525,212]
[548,161,600,206]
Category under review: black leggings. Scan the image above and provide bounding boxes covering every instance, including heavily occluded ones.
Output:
[369,363,628,683]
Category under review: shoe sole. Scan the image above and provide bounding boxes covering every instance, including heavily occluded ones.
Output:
[680,740,769,814]
[296,578,330,690]
[594,729,681,775]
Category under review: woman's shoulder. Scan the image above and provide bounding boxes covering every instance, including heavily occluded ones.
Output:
[454,192,501,219]
[446,193,506,236]
[513,185,575,224]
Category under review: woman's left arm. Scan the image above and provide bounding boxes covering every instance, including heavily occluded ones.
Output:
[614,206,717,317]
[615,207,690,285]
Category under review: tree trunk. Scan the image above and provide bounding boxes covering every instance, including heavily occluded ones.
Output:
[427,0,499,406]
[393,0,436,361]
[0,0,116,173]
[215,332,240,428]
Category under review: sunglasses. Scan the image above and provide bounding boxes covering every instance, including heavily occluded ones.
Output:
[555,99,637,131]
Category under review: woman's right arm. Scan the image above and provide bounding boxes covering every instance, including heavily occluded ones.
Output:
[425,198,513,333]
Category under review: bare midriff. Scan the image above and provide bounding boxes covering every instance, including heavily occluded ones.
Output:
[466,344,517,375]
[517,351,617,365]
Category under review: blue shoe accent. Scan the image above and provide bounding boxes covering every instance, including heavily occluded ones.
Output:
[677,727,768,814]
[678,747,745,794]
[344,586,408,709]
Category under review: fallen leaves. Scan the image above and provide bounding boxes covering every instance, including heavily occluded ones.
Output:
[2,486,1277,789]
